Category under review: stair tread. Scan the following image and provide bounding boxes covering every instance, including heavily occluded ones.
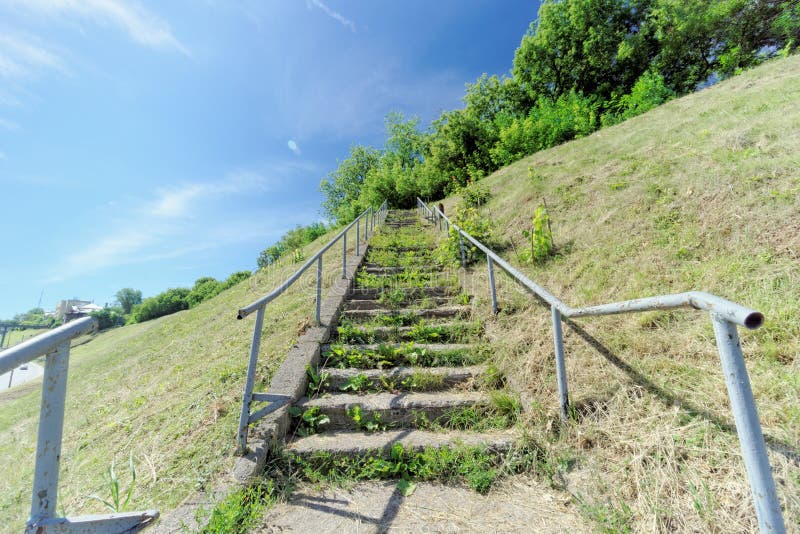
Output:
[323,365,486,390]
[287,428,518,456]
[323,343,477,351]
[297,390,488,410]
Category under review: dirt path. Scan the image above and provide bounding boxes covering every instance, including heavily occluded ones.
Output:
[257,475,588,533]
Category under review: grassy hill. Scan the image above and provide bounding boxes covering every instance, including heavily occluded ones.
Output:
[1,54,798,533]
[442,53,799,531]
[0,231,355,531]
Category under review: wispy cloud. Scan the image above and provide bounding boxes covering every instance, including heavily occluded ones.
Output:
[0,33,65,79]
[0,117,19,130]
[145,171,274,218]
[307,0,356,33]
[3,0,188,55]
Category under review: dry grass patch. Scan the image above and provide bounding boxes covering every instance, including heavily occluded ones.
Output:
[0,228,365,532]
[440,54,800,531]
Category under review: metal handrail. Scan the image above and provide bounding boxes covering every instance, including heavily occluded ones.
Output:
[235,201,388,451]
[0,317,159,533]
[417,197,784,533]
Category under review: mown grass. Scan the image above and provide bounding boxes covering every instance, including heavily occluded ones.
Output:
[0,227,366,532]
[0,328,49,350]
[441,54,800,531]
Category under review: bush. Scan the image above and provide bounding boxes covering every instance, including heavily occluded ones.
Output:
[519,206,554,263]
[601,70,676,126]
[223,271,251,289]
[461,181,492,209]
[90,307,126,330]
[490,91,599,167]
[257,223,329,269]
[132,288,190,323]
[437,206,495,265]
[187,277,224,308]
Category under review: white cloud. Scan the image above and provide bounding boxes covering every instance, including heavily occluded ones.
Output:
[2,0,188,55]
[0,117,19,130]
[0,33,65,79]
[307,0,356,33]
[145,171,275,218]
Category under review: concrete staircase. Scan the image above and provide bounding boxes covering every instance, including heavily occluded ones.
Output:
[285,209,516,459]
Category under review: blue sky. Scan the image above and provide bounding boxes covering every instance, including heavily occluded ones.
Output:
[0,0,539,318]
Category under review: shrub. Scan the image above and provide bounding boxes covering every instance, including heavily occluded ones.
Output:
[132,288,190,323]
[601,70,676,127]
[490,91,599,167]
[519,206,554,263]
[187,277,224,308]
[223,270,251,289]
[90,307,126,330]
[461,181,492,209]
[438,206,495,265]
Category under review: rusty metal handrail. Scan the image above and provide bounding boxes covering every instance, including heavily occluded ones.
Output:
[235,201,388,452]
[417,197,783,534]
[0,317,159,533]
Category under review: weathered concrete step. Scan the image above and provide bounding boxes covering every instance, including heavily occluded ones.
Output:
[367,246,435,253]
[347,287,458,300]
[343,297,455,311]
[342,306,470,321]
[294,391,489,429]
[339,322,481,343]
[286,429,518,458]
[362,266,444,274]
[323,365,486,391]
[323,343,476,352]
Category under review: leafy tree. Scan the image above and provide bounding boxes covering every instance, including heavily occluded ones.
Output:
[223,270,251,289]
[115,288,142,315]
[320,145,380,224]
[601,69,676,126]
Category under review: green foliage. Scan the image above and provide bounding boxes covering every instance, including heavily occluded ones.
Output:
[490,91,599,167]
[9,307,58,328]
[222,271,251,289]
[305,365,330,397]
[187,277,224,308]
[346,405,387,432]
[132,287,190,323]
[289,406,330,436]
[438,206,495,265]
[460,181,492,208]
[90,307,126,331]
[89,453,136,513]
[257,222,328,269]
[519,206,554,263]
[324,343,486,370]
[602,69,676,126]
[115,288,142,315]
[320,145,381,224]
[339,373,372,393]
[199,480,277,534]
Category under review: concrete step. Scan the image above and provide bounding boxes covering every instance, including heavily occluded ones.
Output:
[367,246,435,253]
[342,306,470,322]
[343,297,456,311]
[347,287,458,300]
[323,365,486,392]
[294,391,489,429]
[286,429,518,458]
[323,343,476,352]
[362,266,444,275]
[336,322,481,343]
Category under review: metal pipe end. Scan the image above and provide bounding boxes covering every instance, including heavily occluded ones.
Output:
[237,310,245,320]
[744,312,764,330]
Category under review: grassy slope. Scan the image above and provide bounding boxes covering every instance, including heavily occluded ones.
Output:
[0,229,358,531]
[445,54,799,531]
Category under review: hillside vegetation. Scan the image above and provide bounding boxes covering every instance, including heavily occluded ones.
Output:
[0,228,359,532]
[442,54,799,531]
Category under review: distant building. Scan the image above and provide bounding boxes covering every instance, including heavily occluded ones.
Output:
[54,300,102,322]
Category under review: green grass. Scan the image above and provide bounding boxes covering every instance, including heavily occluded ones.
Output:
[442,54,800,531]
[322,343,487,370]
[0,227,363,532]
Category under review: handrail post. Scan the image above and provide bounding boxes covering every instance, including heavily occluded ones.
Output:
[356,216,360,256]
[29,340,70,524]
[237,306,265,453]
[711,315,784,533]
[342,229,347,279]
[487,256,498,314]
[315,256,323,325]
[551,307,570,422]
[459,231,466,267]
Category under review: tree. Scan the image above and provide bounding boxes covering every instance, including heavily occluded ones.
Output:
[320,145,380,224]
[115,288,142,315]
